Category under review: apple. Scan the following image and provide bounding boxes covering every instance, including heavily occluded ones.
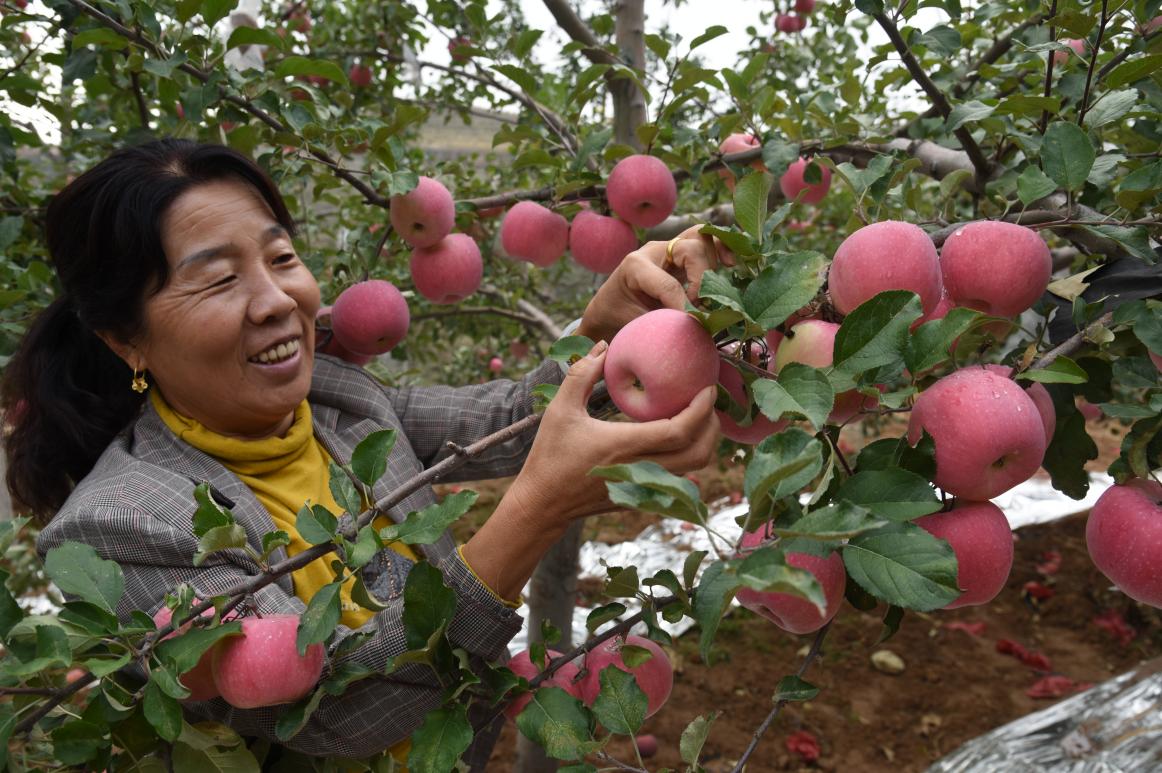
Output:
[983,365,1055,444]
[717,345,788,444]
[1053,38,1086,66]
[509,339,530,360]
[579,635,672,718]
[409,233,483,305]
[717,133,765,192]
[390,176,455,249]
[1149,350,1162,373]
[914,288,955,328]
[779,157,831,205]
[828,220,943,316]
[764,328,784,358]
[505,649,583,719]
[348,63,372,88]
[637,735,659,758]
[606,155,678,228]
[569,210,638,274]
[795,0,816,12]
[774,320,877,424]
[448,35,473,63]
[776,13,807,32]
[915,501,1014,608]
[604,309,720,422]
[940,221,1051,318]
[488,356,503,374]
[316,306,374,366]
[1086,479,1162,608]
[331,280,410,355]
[153,603,220,702]
[735,528,846,634]
[907,366,1047,500]
[500,201,570,267]
[1077,398,1103,422]
[212,615,324,709]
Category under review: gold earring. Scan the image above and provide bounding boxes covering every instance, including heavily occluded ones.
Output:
[131,368,148,394]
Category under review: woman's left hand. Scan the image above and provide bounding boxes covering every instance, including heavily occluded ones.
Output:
[576,224,734,343]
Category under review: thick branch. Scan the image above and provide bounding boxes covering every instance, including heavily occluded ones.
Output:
[412,305,542,328]
[478,284,564,339]
[1028,311,1115,373]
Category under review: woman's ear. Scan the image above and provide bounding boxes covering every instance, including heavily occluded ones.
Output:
[94,330,144,373]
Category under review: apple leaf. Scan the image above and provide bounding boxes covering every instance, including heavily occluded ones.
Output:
[48,719,107,767]
[697,269,747,316]
[0,569,22,641]
[692,560,741,661]
[515,687,600,761]
[225,26,285,53]
[591,461,708,524]
[698,224,758,257]
[549,335,597,367]
[346,523,383,569]
[761,138,800,179]
[842,523,960,611]
[328,462,363,516]
[172,737,263,772]
[380,490,478,546]
[741,251,827,330]
[736,547,826,612]
[1042,411,1099,499]
[945,99,994,132]
[603,565,640,598]
[1078,224,1155,263]
[143,681,183,741]
[733,171,772,240]
[192,482,234,537]
[408,703,474,773]
[834,469,942,522]
[1082,89,1138,130]
[1017,355,1088,384]
[1106,54,1162,89]
[402,562,456,651]
[296,503,338,545]
[591,667,648,735]
[297,581,342,656]
[773,675,820,702]
[155,621,242,676]
[1017,166,1059,206]
[904,307,982,374]
[752,363,834,430]
[776,501,887,541]
[832,291,923,390]
[1041,121,1095,191]
[856,434,937,480]
[586,602,627,633]
[274,56,348,85]
[680,713,717,765]
[350,429,398,487]
[43,542,124,616]
[744,429,824,510]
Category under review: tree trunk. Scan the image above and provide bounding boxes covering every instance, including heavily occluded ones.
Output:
[612,0,647,149]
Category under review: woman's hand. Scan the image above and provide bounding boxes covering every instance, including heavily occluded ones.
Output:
[576,225,735,343]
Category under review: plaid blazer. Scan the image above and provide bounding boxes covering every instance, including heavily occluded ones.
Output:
[37,353,565,759]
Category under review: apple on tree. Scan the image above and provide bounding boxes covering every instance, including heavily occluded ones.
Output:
[716,343,788,444]
[606,154,678,228]
[774,320,878,424]
[152,602,220,702]
[348,63,372,88]
[409,233,484,305]
[717,133,765,191]
[389,176,455,249]
[330,280,410,356]
[735,527,846,634]
[779,157,831,205]
[604,309,719,421]
[569,210,638,274]
[1086,479,1162,608]
[795,0,817,12]
[504,649,583,719]
[827,220,943,316]
[211,615,325,709]
[500,200,570,266]
[578,634,673,718]
[940,221,1051,318]
[488,356,503,374]
[776,13,807,32]
[1053,38,1086,65]
[984,364,1055,444]
[914,501,1014,608]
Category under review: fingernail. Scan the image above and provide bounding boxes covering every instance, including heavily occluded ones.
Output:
[589,340,608,356]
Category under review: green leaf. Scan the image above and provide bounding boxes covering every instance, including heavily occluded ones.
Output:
[172,738,262,772]
[736,548,826,612]
[835,154,892,198]
[1041,122,1095,191]
[192,482,234,537]
[492,63,538,94]
[297,581,341,656]
[842,523,960,611]
[586,603,627,633]
[1079,224,1156,263]
[752,363,835,430]
[144,681,183,741]
[351,429,398,487]
[329,462,363,516]
[690,25,729,50]
[261,530,291,561]
[198,0,238,27]
[407,704,473,773]
[835,469,942,522]
[274,56,347,85]
[878,605,905,643]
[380,490,478,546]
[777,501,886,541]
[402,563,456,650]
[515,687,600,761]
[274,687,328,743]
[592,462,707,524]
[905,307,982,374]
[549,335,596,367]
[733,172,773,240]
[831,291,923,389]
[1017,166,1059,206]
[744,429,824,508]
[995,95,1060,118]
[43,542,124,615]
[1017,355,1088,384]
[692,560,740,661]
[773,675,820,702]
[684,550,708,590]
[296,504,338,545]
[1106,54,1162,89]
[1042,410,1099,499]
[194,523,249,567]
[50,720,108,766]
[742,251,828,331]
[679,713,717,765]
[945,100,994,132]
[0,569,25,640]
[155,621,242,677]
[225,26,284,53]
[1082,89,1139,129]
[698,269,747,315]
[761,138,801,178]
[591,667,647,735]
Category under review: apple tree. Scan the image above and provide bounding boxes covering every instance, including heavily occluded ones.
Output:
[1,0,1161,770]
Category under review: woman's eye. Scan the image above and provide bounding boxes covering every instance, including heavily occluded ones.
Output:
[209,275,236,289]
[274,253,297,265]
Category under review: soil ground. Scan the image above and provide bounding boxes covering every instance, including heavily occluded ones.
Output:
[439,413,1162,772]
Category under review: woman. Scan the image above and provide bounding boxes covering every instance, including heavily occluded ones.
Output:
[2,139,721,764]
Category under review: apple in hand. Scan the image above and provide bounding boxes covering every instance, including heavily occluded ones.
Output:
[1086,479,1162,608]
[606,155,678,228]
[579,635,673,718]
[774,320,877,424]
[501,201,570,266]
[331,280,410,355]
[604,309,719,421]
[505,649,583,719]
[717,345,788,444]
[940,221,1051,318]
[390,176,455,249]
[779,157,831,205]
[211,615,325,709]
[569,210,638,273]
[735,528,846,634]
[907,366,1047,500]
[409,233,483,304]
[152,603,220,702]
[915,501,1014,608]
[717,133,765,191]
[828,220,943,316]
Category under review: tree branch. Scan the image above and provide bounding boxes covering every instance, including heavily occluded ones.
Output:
[1077,0,1109,128]
[412,305,542,328]
[1039,0,1059,134]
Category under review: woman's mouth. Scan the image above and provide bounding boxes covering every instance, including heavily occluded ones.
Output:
[249,338,300,364]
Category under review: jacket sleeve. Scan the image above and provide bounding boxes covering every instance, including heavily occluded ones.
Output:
[37,501,522,759]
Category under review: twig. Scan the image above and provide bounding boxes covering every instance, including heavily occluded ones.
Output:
[1039,0,1059,134]
[730,621,832,772]
[1025,311,1115,373]
[129,70,150,129]
[1097,27,1162,82]
[1077,0,1109,128]
[411,306,542,328]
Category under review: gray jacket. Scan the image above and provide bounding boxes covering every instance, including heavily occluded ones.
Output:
[37,353,564,759]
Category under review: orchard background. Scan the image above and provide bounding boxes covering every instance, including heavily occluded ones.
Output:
[1,0,1162,771]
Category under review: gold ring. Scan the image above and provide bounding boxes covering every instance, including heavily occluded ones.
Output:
[664,236,683,269]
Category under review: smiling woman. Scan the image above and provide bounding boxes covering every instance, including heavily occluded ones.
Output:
[0,139,722,766]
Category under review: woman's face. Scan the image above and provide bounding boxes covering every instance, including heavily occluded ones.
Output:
[130,178,320,438]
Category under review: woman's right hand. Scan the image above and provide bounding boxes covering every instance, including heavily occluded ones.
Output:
[509,340,720,525]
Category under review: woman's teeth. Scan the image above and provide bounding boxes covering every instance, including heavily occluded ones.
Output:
[252,338,300,364]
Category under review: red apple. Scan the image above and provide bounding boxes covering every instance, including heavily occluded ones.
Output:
[316,306,374,366]
[505,649,583,719]
[509,340,531,360]
[828,221,943,316]
[579,635,672,718]
[606,155,678,228]
[1053,38,1086,65]
[604,309,719,422]
[983,364,1055,444]
[774,320,877,424]
[915,501,1014,608]
[776,13,807,32]
[500,201,570,266]
[348,63,372,88]
[907,366,1047,500]
[569,210,638,274]
[717,133,765,192]
[1077,398,1103,422]
[940,221,1051,318]
[735,528,846,634]
[779,157,831,205]
[636,735,659,758]
[448,35,473,63]
[1149,351,1162,373]
[488,356,503,374]
[211,615,324,709]
[717,345,788,444]
[331,280,410,355]
[764,328,784,357]
[390,176,455,249]
[795,0,816,12]
[409,233,483,305]
[1086,479,1162,608]
[153,603,220,702]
